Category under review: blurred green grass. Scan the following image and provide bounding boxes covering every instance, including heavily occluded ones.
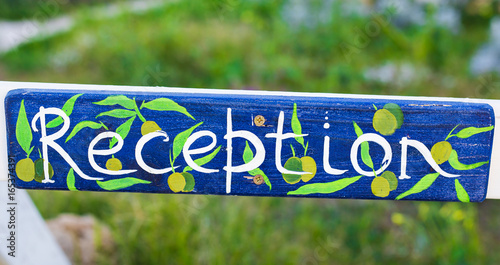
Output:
[3,0,499,98]
[2,0,500,264]
[28,191,500,265]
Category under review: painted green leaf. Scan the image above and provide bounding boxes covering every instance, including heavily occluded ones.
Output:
[291,103,305,148]
[395,173,440,200]
[67,168,77,191]
[448,149,488,170]
[97,177,151,191]
[248,167,260,176]
[241,141,272,190]
[250,168,272,190]
[243,141,254,164]
[455,179,470,203]
[183,146,221,172]
[110,116,136,148]
[353,121,374,169]
[445,125,460,141]
[288,176,362,195]
[66,121,106,142]
[46,94,83,128]
[141,98,195,120]
[16,100,33,157]
[96,109,137,119]
[94,95,136,109]
[303,141,309,157]
[172,122,203,161]
[449,126,494,139]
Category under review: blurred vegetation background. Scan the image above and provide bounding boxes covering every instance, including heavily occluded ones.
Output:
[2,0,500,264]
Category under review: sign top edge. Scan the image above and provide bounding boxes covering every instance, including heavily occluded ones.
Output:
[1,81,500,105]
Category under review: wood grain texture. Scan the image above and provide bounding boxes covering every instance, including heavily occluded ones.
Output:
[5,88,495,202]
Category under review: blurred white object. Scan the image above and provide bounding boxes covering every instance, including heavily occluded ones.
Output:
[364,62,417,86]
[0,17,73,54]
[490,16,500,46]
[376,0,461,32]
[0,0,168,54]
[376,0,426,27]
[435,5,461,34]
[281,0,339,29]
[470,17,500,76]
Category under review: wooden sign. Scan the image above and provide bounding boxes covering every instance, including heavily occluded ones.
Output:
[3,84,499,202]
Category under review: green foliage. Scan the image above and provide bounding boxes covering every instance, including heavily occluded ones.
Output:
[16,100,33,157]
[66,121,107,142]
[46,94,83,128]
[94,95,136,109]
[396,173,440,200]
[183,146,221,172]
[353,121,373,170]
[448,149,489,170]
[29,190,494,265]
[243,140,254,165]
[172,122,203,161]
[288,176,362,195]
[291,103,305,148]
[97,177,151,191]
[450,126,494,139]
[3,0,498,99]
[141,98,195,120]
[455,179,470,203]
[110,116,136,148]
[249,168,272,190]
[96,109,137,119]
[67,168,78,191]
[243,141,271,190]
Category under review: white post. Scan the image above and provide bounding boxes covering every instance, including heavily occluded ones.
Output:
[0,181,70,265]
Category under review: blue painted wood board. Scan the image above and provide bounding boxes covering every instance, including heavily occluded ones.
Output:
[5,89,495,202]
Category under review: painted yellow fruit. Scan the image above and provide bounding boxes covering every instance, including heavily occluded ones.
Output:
[431,141,452,164]
[373,109,398,136]
[300,156,317,182]
[168,172,186,193]
[106,158,123,171]
[371,177,390,198]
[34,159,54,183]
[282,157,302,184]
[381,171,398,191]
[141,121,161,135]
[16,158,35,182]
